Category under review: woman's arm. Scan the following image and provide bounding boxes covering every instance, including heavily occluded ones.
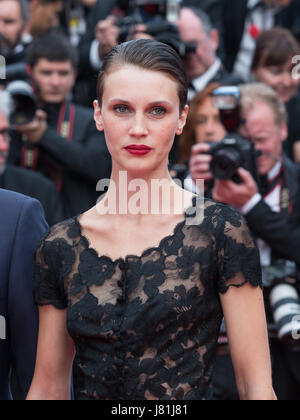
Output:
[219,279,276,400]
[26,306,75,400]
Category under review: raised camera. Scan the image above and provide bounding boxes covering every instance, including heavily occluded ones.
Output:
[6,81,37,126]
[206,86,260,183]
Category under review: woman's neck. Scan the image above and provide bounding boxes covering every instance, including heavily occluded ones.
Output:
[97,165,194,220]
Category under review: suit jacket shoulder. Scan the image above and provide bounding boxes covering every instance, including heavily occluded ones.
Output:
[0,189,48,400]
[3,165,64,226]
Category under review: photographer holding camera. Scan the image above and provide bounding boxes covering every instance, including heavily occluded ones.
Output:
[0,90,63,226]
[8,30,112,219]
[76,0,184,106]
[189,82,300,399]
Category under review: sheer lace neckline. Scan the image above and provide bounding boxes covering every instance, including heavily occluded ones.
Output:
[73,196,197,265]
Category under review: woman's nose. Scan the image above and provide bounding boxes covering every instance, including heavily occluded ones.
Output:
[129,115,148,137]
[281,72,293,87]
[204,119,216,136]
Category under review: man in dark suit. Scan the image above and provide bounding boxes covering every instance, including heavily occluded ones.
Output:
[220,0,300,80]
[0,188,48,400]
[9,31,112,219]
[176,6,242,101]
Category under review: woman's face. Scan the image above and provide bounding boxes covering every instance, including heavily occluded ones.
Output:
[194,96,226,143]
[253,59,300,103]
[94,65,188,177]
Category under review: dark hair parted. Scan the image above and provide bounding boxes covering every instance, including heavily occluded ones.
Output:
[97,39,188,113]
[252,27,300,71]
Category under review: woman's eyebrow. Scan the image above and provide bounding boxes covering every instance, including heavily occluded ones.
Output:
[108,99,173,106]
[148,101,173,107]
[108,98,131,104]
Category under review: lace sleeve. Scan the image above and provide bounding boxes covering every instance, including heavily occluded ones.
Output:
[33,228,70,309]
[216,205,262,294]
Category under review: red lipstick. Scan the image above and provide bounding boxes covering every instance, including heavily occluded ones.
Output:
[124,145,152,156]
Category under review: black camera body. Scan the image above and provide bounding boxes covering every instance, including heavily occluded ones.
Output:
[206,86,260,184]
[115,0,183,54]
[6,81,37,126]
[116,0,180,22]
[207,134,259,183]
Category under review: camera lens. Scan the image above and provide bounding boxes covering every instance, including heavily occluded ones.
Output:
[211,147,241,180]
[6,81,37,126]
[270,283,300,351]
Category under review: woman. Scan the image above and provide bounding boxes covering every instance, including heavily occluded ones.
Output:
[251,27,300,162]
[27,39,275,400]
[176,83,226,192]
[178,83,226,166]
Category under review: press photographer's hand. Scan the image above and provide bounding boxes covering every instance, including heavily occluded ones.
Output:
[190,143,214,184]
[212,167,258,208]
[95,16,119,60]
[15,110,48,144]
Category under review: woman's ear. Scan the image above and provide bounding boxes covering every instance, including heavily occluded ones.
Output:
[94,100,104,131]
[176,105,189,135]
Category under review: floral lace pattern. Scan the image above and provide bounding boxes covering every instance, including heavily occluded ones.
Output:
[34,199,262,400]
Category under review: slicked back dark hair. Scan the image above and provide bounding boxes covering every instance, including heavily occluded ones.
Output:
[27,30,78,69]
[97,39,188,113]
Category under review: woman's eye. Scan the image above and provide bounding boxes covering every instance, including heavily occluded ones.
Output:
[150,107,167,116]
[196,116,207,125]
[114,105,130,114]
[268,67,283,76]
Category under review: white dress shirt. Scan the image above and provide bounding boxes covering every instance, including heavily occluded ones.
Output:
[188,58,222,101]
[234,0,275,82]
[241,160,283,266]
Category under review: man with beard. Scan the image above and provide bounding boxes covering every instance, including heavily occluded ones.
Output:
[0,0,30,66]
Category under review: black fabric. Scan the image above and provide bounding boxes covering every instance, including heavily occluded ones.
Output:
[212,354,239,400]
[0,164,63,226]
[34,198,262,400]
[284,94,300,162]
[245,157,300,267]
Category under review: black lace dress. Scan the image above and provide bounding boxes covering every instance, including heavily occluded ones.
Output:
[34,198,262,400]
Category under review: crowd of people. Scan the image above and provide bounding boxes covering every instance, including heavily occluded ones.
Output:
[0,0,300,401]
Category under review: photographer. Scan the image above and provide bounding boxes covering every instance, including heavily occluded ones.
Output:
[176,6,242,102]
[189,82,300,399]
[190,83,300,268]
[76,0,183,106]
[9,31,112,219]
[213,84,300,269]
[0,90,63,226]
[172,82,226,186]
